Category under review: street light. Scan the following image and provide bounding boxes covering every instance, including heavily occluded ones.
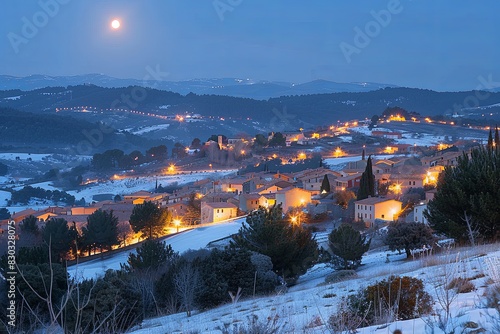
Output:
[173,219,181,233]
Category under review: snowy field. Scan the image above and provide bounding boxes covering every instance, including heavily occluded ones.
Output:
[0,153,91,162]
[0,190,11,206]
[127,242,500,334]
[349,125,487,147]
[68,170,237,203]
[67,218,246,281]
[132,124,171,135]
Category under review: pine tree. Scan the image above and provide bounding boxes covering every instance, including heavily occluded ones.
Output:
[129,201,165,239]
[231,205,318,282]
[385,221,435,258]
[425,146,500,242]
[357,155,375,200]
[42,218,74,262]
[82,209,119,254]
[320,174,331,194]
[124,239,176,271]
[328,224,370,269]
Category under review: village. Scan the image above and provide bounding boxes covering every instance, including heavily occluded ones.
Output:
[0,113,474,258]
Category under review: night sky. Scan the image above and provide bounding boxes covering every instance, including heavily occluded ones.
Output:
[1,0,499,91]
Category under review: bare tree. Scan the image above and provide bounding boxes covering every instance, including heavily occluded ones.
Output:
[462,211,478,247]
[174,263,200,317]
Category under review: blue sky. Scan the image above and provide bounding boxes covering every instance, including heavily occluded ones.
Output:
[1,0,499,91]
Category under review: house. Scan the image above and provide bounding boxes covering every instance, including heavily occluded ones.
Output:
[239,193,267,212]
[10,209,36,223]
[421,150,462,167]
[354,197,402,227]
[413,203,429,224]
[123,190,154,204]
[256,180,294,195]
[166,201,188,218]
[275,187,312,212]
[278,131,305,146]
[296,169,341,195]
[70,207,99,215]
[273,172,294,182]
[220,178,247,194]
[334,173,362,191]
[201,202,238,224]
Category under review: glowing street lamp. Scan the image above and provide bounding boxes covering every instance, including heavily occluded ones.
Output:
[167,164,175,174]
[173,219,181,233]
[334,147,344,158]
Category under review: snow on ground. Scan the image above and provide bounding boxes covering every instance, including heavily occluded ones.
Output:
[67,218,246,281]
[0,190,11,205]
[13,181,59,191]
[68,170,236,203]
[0,153,52,161]
[0,153,91,163]
[127,243,500,334]
[132,124,171,135]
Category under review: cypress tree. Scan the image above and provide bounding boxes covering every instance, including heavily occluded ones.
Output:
[320,174,331,193]
[357,156,375,200]
[495,125,499,148]
[487,129,494,149]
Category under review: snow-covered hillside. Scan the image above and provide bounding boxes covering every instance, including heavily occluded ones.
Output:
[68,218,246,281]
[68,170,236,203]
[125,242,500,334]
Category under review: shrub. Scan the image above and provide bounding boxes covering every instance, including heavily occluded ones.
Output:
[446,277,475,293]
[344,275,433,326]
[484,283,500,310]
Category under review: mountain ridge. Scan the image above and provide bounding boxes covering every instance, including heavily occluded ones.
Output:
[0,74,398,100]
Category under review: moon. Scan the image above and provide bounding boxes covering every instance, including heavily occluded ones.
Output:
[111,19,121,29]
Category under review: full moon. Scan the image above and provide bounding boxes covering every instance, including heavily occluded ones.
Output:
[111,19,120,29]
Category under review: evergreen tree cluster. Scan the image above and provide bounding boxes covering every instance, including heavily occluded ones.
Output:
[385,221,435,258]
[10,186,76,205]
[425,145,500,242]
[92,145,168,170]
[231,205,318,284]
[328,224,370,270]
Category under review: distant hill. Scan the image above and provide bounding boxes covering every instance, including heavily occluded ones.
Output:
[2,85,500,125]
[0,74,397,100]
[0,107,161,153]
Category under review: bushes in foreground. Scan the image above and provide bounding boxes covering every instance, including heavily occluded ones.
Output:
[329,275,433,330]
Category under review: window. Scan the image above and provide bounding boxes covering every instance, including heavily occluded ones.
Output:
[381,214,385,218]
[217,209,219,213]
[365,213,367,218]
